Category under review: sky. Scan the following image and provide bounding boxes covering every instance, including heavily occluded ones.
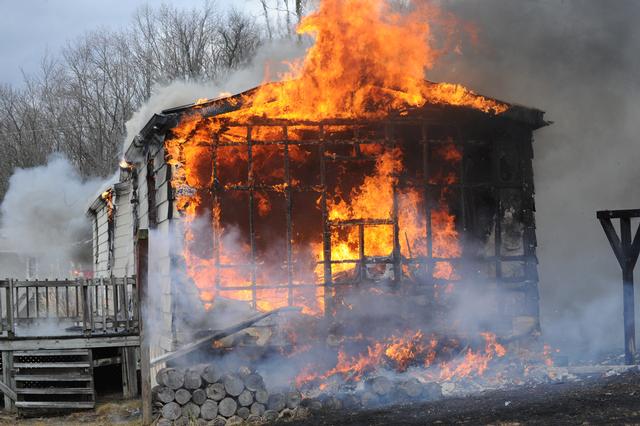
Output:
[0,0,263,84]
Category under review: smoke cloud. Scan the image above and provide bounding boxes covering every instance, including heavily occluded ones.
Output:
[123,38,309,154]
[429,0,640,358]
[0,155,107,278]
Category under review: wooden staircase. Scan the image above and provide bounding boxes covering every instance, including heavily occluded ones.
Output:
[12,349,95,411]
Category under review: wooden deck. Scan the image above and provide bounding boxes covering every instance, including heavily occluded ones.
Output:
[0,277,140,412]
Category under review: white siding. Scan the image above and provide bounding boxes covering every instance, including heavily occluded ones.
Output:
[112,184,135,278]
[94,205,111,278]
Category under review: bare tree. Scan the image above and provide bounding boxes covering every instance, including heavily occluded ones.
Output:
[0,2,268,203]
[216,9,262,70]
[256,0,310,38]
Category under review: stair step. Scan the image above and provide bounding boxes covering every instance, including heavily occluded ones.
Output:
[14,374,92,382]
[15,401,95,409]
[16,387,94,395]
[14,362,91,369]
[13,349,90,357]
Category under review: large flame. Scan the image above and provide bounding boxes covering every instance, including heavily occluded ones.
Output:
[225,0,507,121]
[295,331,507,387]
[163,0,497,313]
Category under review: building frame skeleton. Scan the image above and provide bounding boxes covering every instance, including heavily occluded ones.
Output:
[114,87,548,356]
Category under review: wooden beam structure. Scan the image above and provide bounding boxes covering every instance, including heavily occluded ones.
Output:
[597,209,640,365]
[136,229,152,425]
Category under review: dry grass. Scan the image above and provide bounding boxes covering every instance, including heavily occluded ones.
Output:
[0,398,142,425]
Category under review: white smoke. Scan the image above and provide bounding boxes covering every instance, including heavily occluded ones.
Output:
[0,154,108,278]
[123,38,309,155]
[431,0,640,360]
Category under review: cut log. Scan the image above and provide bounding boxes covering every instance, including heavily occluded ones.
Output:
[254,388,269,404]
[237,406,250,419]
[157,368,184,390]
[267,393,286,412]
[202,364,221,384]
[184,368,203,390]
[175,388,192,405]
[323,396,342,410]
[207,382,226,401]
[182,402,201,418]
[201,399,219,420]
[212,416,228,426]
[398,378,422,398]
[247,414,262,424]
[192,388,207,405]
[156,368,169,385]
[286,391,301,409]
[223,374,244,397]
[250,402,265,416]
[370,376,392,396]
[237,365,252,378]
[264,410,279,422]
[157,419,172,426]
[243,373,264,391]
[226,416,243,426]
[218,397,238,417]
[238,389,253,407]
[161,401,182,420]
[153,386,175,404]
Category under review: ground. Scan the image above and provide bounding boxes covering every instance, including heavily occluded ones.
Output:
[291,371,640,425]
[1,372,640,425]
[0,396,141,425]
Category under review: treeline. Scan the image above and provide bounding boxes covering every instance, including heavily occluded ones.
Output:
[0,1,306,200]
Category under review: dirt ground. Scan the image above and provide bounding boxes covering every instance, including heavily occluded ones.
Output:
[2,371,640,425]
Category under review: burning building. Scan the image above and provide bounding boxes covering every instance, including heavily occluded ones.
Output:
[104,77,547,361]
[89,0,551,420]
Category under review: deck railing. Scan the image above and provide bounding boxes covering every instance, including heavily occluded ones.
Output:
[0,277,138,337]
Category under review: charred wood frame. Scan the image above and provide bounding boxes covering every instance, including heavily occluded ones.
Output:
[156,104,546,337]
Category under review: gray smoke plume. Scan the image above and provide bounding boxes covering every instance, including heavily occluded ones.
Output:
[0,155,107,278]
[123,38,309,155]
[429,0,640,359]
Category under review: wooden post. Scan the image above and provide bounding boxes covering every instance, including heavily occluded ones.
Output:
[6,280,14,338]
[136,229,151,425]
[121,347,139,398]
[2,351,14,411]
[81,278,91,336]
[597,209,640,365]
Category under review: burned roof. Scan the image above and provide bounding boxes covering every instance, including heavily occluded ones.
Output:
[125,82,549,159]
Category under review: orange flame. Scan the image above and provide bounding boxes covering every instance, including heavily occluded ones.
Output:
[162,0,504,312]
[101,189,114,221]
[224,0,507,121]
[438,332,506,381]
[295,331,507,387]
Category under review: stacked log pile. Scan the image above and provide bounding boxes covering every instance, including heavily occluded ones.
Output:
[299,376,443,411]
[153,365,306,425]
